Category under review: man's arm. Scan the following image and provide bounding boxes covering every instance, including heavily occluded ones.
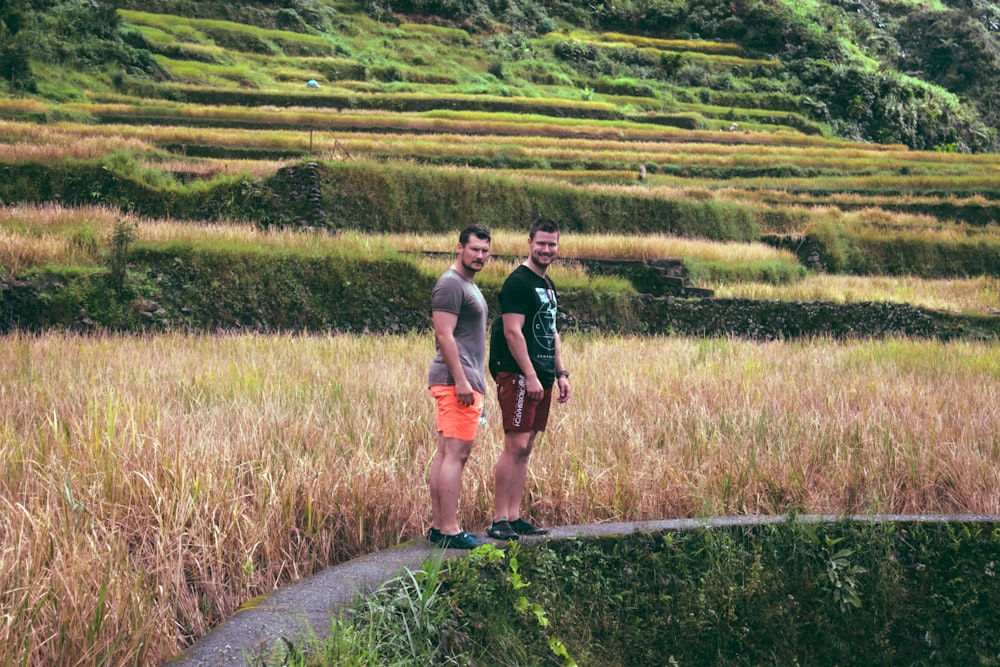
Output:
[553,331,571,403]
[432,310,475,406]
[502,312,544,400]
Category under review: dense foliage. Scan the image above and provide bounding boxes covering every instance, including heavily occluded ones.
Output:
[1,0,163,93]
[363,0,998,150]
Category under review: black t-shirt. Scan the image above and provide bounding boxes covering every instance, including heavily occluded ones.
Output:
[489,265,558,386]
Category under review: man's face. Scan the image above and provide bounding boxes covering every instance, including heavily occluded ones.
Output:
[528,230,559,268]
[458,235,491,273]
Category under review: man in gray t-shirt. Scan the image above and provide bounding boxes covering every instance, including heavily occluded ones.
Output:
[427,274,487,394]
[426,225,491,550]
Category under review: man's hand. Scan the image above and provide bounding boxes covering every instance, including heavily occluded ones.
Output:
[524,375,544,401]
[455,378,475,406]
[556,376,571,403]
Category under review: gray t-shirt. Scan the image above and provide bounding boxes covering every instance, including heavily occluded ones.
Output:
[428,268,488,393]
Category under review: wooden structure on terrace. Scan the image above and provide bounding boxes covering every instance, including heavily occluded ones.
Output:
[574,257,714,299]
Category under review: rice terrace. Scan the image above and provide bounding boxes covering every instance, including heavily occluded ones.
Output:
[1,0,999,664]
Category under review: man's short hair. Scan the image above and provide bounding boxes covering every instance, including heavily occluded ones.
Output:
[529,218,560,239]
[459,224,491,245]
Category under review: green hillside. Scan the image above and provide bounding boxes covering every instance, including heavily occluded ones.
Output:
[2,0,999,151]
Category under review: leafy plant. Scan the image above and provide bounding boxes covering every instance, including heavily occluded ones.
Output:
[820,535,867,611]
[503,546,577,666]
[274,551,465,666]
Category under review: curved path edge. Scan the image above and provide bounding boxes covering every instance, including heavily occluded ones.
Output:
[167,513,1000,666]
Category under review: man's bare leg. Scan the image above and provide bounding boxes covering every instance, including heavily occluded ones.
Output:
[493,430,536,522]
[430,433,473,535]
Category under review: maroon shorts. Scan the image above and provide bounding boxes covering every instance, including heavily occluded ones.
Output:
[495,371,553,433]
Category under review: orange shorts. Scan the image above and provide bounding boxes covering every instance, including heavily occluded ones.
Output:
[430,385,484,441]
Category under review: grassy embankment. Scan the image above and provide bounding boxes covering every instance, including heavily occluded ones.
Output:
[4,204,1000,313]
[293,521,1000,666]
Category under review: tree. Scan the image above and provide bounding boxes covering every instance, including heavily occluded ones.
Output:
[0,0,35,94]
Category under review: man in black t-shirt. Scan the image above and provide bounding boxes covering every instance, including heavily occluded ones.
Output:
[487,218,571,541]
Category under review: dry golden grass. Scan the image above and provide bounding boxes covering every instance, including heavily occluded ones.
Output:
[0,204,119,274]
[0,229,72,275]
[383,229,797,263]
[0,120,295,177]
[0,205,792,267]
[6,111,995,177]
[411,254,630,291]
[715,274,1000,315]
[1,332,998,664]
[0,129,155,162]
[0,333,434,664]
[0,205,398,273]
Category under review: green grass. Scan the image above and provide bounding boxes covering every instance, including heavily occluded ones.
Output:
[111,9,798,123]
[594,32,744,55]
[120,10,335,52]
[154,56,261,86]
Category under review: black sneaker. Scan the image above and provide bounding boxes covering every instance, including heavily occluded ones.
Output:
[427,527,442,543]
[510,518,548,536]
[436,531,484,550]
[487,520,519,540]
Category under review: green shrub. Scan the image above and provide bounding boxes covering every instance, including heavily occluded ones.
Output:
[685,258,806,286]
[106,220,137,291]
[314,58,366,81]
[591,76,655,97]
[805,218,853,274]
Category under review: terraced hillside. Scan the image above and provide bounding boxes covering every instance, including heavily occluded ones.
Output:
[1,0,999,332]
[3,2,1000,664]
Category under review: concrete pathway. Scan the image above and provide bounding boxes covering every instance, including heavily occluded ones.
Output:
[166,514,1000,666]
[165,538,443,666]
